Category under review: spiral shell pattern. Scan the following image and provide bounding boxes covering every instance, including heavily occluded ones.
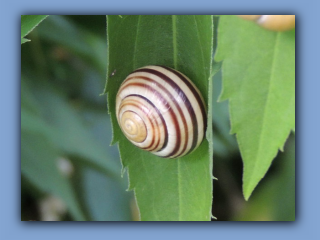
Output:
[116,65,207,159]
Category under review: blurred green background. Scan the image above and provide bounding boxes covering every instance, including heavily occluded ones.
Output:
[21,15,295,221]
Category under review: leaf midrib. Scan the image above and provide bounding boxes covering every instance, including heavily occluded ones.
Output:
[133,15,142,69]
[245,33,280,197]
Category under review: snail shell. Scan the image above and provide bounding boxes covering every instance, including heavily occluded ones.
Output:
[238,15,295,31]
[116,65,207,159]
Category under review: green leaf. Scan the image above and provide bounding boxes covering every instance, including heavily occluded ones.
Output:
[215,15,295,200]
[21,15,48,44]
[105,15,213,221]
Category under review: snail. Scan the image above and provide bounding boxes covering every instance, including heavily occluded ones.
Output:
[116,65,207,159]
[238,15,295,31]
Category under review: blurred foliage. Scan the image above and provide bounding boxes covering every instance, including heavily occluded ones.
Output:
[21,15,133,221]
[21,15,295,221]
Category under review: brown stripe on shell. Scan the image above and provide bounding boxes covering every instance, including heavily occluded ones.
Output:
[121,81,182,157]
[116,65,206,158]
[121,96,162,151]
[124,93,169,153]
[124,76,189,158]
[119,109,148,143]
[156,66,207,154]
[129,95,168,152]
[133,68,197,157]
[119,101,156,150]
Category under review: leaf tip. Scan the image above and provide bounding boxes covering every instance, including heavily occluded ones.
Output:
[243,178,258,201]
[243,192,251,201]
[242,172,256,201]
